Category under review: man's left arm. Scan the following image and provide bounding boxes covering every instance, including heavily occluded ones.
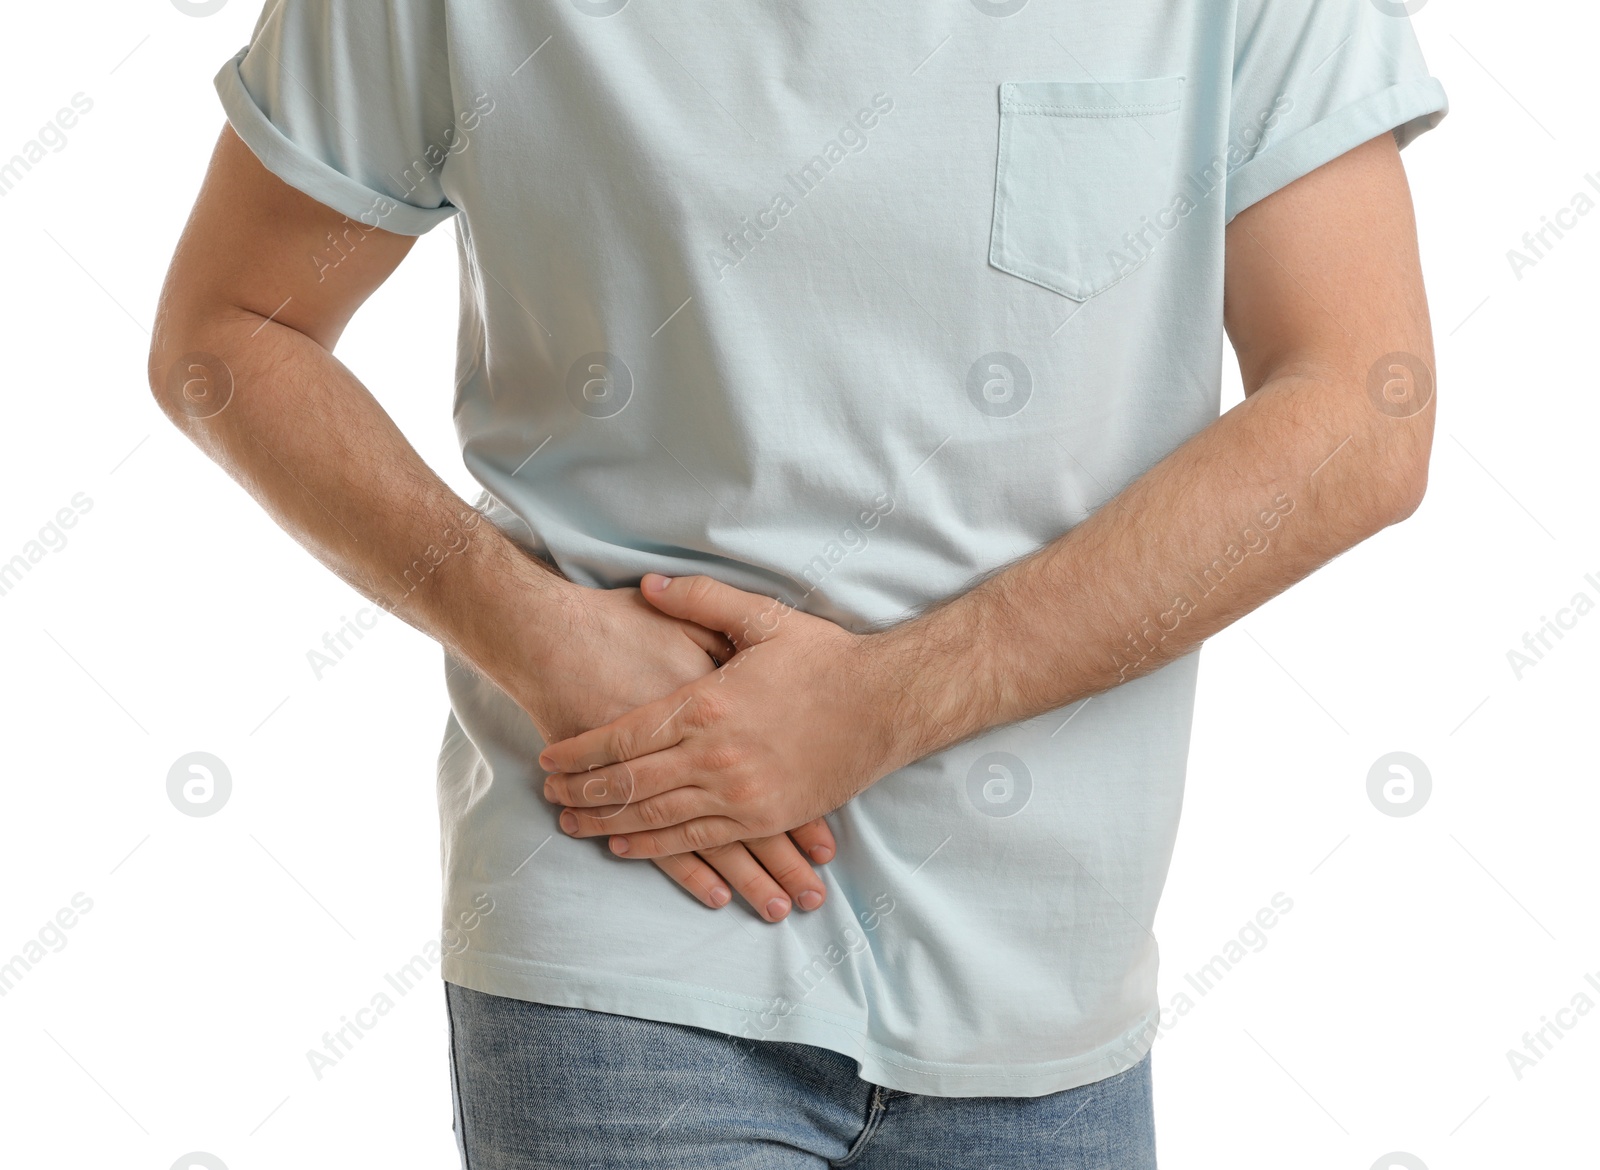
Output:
[539,131,1436,859]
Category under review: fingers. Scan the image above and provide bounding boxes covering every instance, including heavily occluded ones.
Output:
[640,573,787,650]
[644,836,836,923]
[677,619,738,665]
[558,785,709,839]
[543,751,684,810]
[605,817,745,860]
[743,835,828,913]
[787,818,836,865]
[693,842,801,922]
[537,688,691,773]
[649,853,732,910]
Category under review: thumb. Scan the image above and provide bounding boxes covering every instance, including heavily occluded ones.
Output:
[640,573,786,649]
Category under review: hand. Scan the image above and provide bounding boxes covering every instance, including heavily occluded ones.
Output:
[538,574,911,860]
[521,582,837,921]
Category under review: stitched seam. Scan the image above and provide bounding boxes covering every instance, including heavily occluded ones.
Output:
[444,983,473,1170]
[1000,101,1182,117]
[832,1085,890,1168]
[990,92,1171,299]
[450,952,874,1031]
[990,99,1014,280]
[448,951,1160,1082]
[990,254,1111,300]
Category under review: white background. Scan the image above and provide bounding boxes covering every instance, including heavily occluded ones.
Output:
[0,1,1594,1167]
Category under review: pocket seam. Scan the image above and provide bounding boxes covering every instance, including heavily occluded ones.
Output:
[991,106,1081,299]
[989,78,1184,301]
[999,102,1182,118]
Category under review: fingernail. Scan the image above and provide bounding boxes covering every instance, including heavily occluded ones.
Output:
[708,886,731,907]
[610,837,630,855]
[765,897,789,920]
[538,753,554,771]
[644,574,672,592]
[798,890,822,911]
[559,810,578,835]
[808,845,833,863]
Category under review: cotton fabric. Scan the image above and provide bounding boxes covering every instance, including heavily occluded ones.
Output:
[217,0,1446,1096]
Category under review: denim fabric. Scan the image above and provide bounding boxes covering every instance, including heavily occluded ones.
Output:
[445,982,1157,1169]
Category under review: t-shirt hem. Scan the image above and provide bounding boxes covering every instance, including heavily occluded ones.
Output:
[441,949,1159,1099]
[1224,75,1448,223]
[212,48,456,236]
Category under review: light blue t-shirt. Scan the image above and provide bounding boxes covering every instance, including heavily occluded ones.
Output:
[217,0,1446,1096]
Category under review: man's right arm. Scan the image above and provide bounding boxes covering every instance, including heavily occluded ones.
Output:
[148,125,834,922]
[149,126,573,704]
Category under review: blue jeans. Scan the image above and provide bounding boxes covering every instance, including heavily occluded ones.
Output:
[444,982,1157,1169]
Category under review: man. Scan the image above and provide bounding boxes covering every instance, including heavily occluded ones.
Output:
[149,1,1446,1165]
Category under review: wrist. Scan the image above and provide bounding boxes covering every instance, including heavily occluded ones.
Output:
[427,524,585,710]
[861,612,999,774]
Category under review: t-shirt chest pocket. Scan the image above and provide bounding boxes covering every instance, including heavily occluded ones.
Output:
[988,77,1185,301]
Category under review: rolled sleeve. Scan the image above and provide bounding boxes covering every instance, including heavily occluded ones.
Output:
[1224,0,1448,223]
[213,0,460,235]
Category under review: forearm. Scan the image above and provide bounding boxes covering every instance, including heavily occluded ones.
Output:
[533,134,1443,860]
[148,306,578,708]
[876,363,1431,765]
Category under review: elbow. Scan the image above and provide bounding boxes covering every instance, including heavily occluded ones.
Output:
[147,312,186,422]
[147,315,236,428]
[147,314,194,423]
[1383,463,1429,527]
[1365,436,1431,529]
[146,341,175,417]
[1362,365,1435,529]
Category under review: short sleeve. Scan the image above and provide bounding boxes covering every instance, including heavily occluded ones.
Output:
[214,0,459,235]
[1224,0,1448,223]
